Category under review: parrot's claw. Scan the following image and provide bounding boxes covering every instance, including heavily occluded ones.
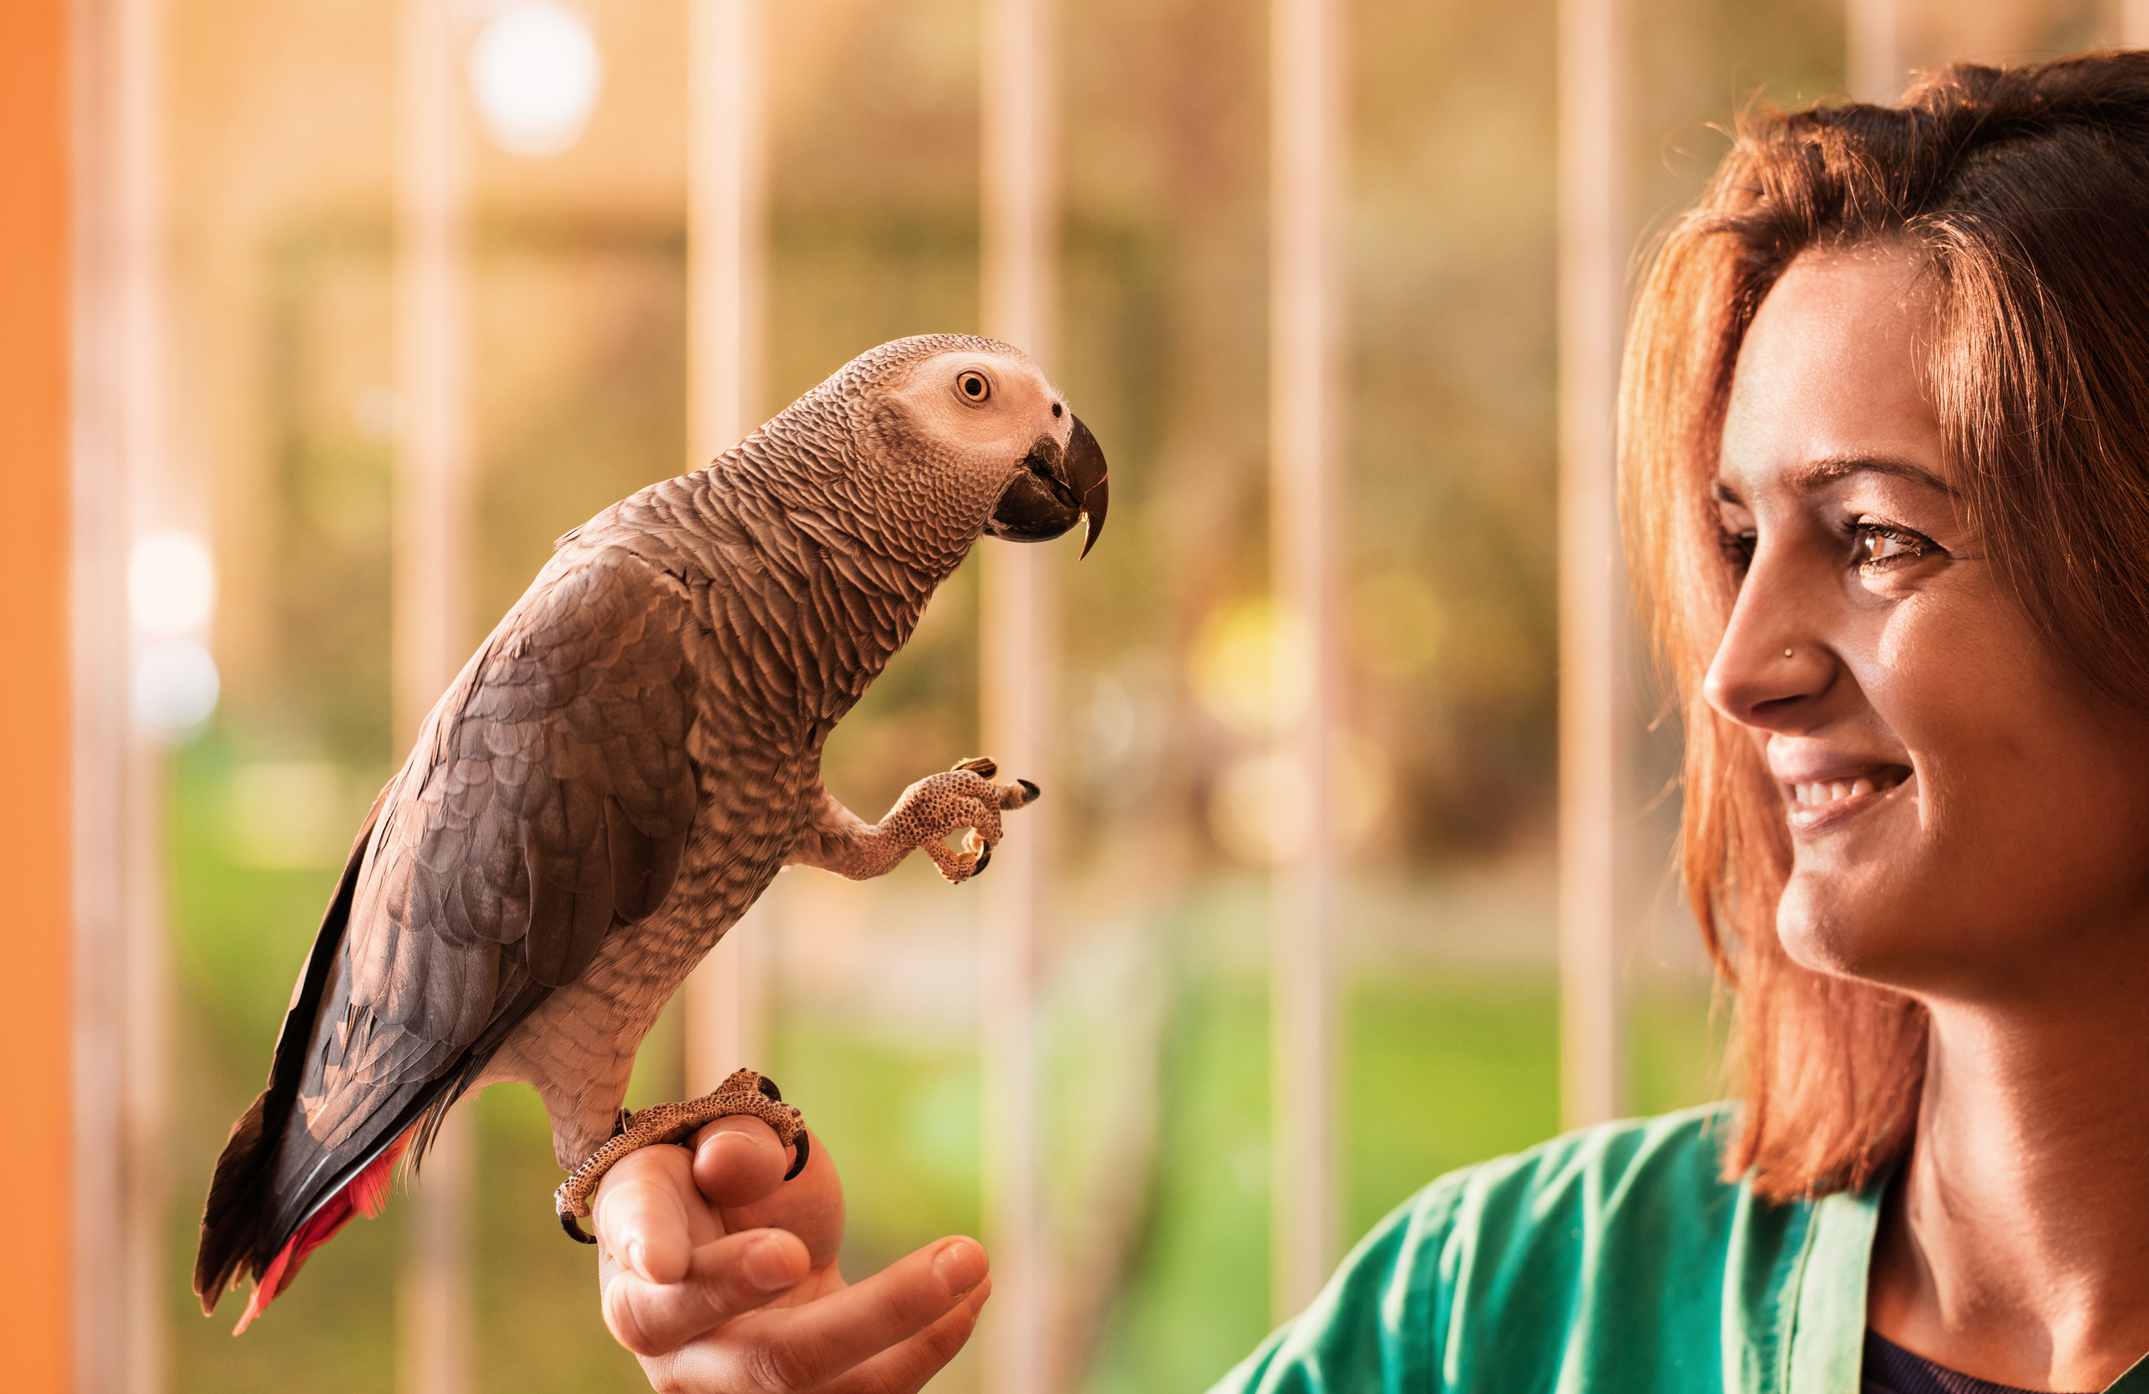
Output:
[555,1068,808,1244]
[886,756,1043,886]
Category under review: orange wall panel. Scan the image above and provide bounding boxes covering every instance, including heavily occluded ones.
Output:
[0,1,72,1391]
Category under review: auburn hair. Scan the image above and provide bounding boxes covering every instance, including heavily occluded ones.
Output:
[1620,51,2149,1200]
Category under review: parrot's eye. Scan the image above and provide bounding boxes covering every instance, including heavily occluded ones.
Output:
[957,371,992,404]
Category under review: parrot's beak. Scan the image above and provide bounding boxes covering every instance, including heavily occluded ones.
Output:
[985,416,1110,557]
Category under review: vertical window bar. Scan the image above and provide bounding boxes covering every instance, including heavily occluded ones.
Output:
[69,0,129,1384]
[980,0,1057,1385]
[393,4,474,1391]
[684,0,772,1097]
[1847,0,1904,102]
[1269,0,1342,1319]
[1556,0,1629,1132]
[79,0,182,1384]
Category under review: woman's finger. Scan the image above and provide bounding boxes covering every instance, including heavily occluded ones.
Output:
[593,1143,708,1284]
[599,1227,811,1358]
[817,1278,992,1394]
[668,1236,989,1393]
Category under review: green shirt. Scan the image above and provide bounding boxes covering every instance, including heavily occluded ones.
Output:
[1209,1104,2149,1393]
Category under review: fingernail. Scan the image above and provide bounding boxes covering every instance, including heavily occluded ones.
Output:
[933,1239,986,1295]
[705,1129,757,1166]
[744,1236,795,1291]
[626,1240,650,1281]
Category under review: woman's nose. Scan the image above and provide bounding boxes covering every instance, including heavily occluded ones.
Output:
[1701,566,1833,729]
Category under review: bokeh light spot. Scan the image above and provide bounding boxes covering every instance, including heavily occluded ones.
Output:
[1207,735,1394,866]
[469,1,603,158]
[134,637,221,736]
[129,530,215,637]
[1190,597,1300,738]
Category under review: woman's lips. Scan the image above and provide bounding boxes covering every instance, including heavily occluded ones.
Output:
[1783,766,1913,834]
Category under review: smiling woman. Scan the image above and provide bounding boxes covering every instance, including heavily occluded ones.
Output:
[1614,50,2149,1390]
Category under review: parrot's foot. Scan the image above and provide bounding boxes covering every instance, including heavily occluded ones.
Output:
[554,1068,807,1244]
[890,756,1042,885]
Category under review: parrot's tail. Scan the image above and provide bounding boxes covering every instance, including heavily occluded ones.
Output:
[231,1126,411,1335]
[194,1091,415,1334]
[194,1089,274,1312]
[194,792,404,1330]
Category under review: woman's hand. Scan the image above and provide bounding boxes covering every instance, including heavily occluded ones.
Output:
[593,1116,991,1392]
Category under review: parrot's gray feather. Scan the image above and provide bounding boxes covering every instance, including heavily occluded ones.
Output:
[254,548,700,1257]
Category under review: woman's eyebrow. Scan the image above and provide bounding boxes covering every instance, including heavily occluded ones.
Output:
[1711,455,1953,508]
[1787,453,1958,498]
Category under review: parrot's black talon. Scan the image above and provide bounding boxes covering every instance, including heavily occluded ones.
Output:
[612,1108,632,1137]
[972,845,993,877]
[1017,778,1040,802]
[756,1074,783,1103]
[562,1211,597,1245]
[783,1131,810,1182]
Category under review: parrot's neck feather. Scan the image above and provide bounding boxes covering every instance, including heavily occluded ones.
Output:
[649,449,973,729]
[724,426,986,584]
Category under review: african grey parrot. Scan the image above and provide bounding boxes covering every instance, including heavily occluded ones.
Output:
[192,334,1109,1332]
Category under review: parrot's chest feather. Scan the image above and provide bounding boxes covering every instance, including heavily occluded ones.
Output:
[488,744,817,1165]
[699,560,934,735]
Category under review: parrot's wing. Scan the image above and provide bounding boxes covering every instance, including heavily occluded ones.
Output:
[254,547,701,1261]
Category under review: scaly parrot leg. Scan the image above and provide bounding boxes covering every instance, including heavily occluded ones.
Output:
[788,760,1041,883]
[554,1068,808,1244]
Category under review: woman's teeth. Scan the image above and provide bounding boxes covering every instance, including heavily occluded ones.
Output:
[1790,773,1904,808]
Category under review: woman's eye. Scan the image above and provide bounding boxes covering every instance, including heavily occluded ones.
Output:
[957,371,991,402]
[1715,519,1938,577]
[1851,520,1937,569]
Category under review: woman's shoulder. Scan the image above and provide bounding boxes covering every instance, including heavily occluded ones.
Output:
[1414,1099,1755,1249]
[1213,1102,1820,1393]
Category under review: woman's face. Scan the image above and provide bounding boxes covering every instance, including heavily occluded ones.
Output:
[1704,245,2149,1000]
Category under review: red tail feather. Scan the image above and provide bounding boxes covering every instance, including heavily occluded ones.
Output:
[232,1128,413,1335]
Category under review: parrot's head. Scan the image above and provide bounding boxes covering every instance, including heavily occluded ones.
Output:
[843,335,1110,559]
